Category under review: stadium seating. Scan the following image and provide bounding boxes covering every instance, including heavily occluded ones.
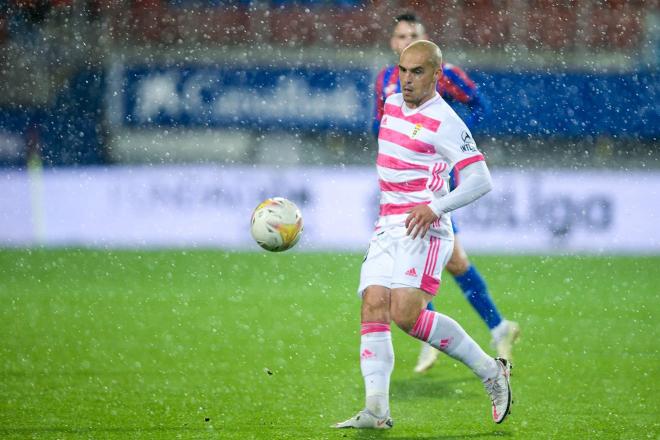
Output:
[587,0,643,49]
[97,0,651,51]
[526,0,579,50]
[0,0,652,51]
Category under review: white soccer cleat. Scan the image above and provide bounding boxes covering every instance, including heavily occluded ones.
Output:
[483,358,513,424]
[331,409,393,429]
[492,320,520,361]
[414,342,440,373]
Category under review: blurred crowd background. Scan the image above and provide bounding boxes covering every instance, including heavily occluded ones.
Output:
[0,0,658,169]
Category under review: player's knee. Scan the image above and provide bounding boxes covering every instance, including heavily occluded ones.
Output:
[390,304,419,334]
[390,288,428,333]
[446,249,470,275]
[391,311,415,333]
[361,287,390,322]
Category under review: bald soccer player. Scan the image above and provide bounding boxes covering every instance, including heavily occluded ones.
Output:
[375,13,519,373]
[333,41,513,430]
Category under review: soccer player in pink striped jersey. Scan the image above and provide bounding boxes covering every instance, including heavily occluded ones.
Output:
[333,41,512,430]
[377,13,519,373]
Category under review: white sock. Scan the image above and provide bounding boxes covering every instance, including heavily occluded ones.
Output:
[490,320,509,342]
[360,322,394,417]
[410,309,498,380]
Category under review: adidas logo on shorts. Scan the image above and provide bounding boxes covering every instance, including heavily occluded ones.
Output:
[405,268,417,277]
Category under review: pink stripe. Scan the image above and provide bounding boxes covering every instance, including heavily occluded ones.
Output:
[453,154,484,186]
[414,311,429,340]
[410,310,425,339]
[455,154,484,171]
[410,309,436,341]
[420,274,440,295]
[384,103,441,132]
[379,178,428,192]
[427,236,441,276]
[379,127,436,154]
[424,236,439,275]
[430,169,443,192]
[429,163,439,191]
[428,162,448,192]
[377,153,428,171]
[422,311,435,339]
[379,201,430,216]
[361,322,391,335]
[423,236,434,274]
[434,164,445,191]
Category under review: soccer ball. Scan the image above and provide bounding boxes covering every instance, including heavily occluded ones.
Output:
[250,197,303,252]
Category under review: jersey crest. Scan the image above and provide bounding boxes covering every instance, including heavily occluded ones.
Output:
[411,123,423,139]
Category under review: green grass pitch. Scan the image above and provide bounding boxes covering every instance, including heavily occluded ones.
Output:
[1,250,658,439]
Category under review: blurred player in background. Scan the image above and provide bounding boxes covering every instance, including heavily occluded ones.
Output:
[334,41,512,429]
[374,13,519,373]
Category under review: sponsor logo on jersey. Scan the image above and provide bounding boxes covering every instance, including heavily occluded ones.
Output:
[460,130,477,152]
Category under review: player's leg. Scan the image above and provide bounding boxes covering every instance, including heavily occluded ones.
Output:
[360,286,394,420]
[333,285,395,429]
[390,234,512,424]
[446,232,520,359]
[414,298,440,373]
[333,232,395,430]
[391,287,512,423]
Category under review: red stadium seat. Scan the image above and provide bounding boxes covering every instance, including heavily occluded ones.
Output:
[123,1,182,44]
[458,0,512,48]
[268,6,319,46]
[178,6,252,45]
[327,4,384,47]
[587,1,643,49]
[526,0,579,50]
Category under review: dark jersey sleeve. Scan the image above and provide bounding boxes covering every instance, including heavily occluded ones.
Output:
[372,66,388,138]
[439,63,490,130]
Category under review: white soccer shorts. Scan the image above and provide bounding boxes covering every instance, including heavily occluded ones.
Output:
[357,227,453,297]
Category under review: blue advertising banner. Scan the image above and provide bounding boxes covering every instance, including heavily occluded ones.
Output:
[118,65,373,131]
[462,71,659,138]
[114,64,658,138]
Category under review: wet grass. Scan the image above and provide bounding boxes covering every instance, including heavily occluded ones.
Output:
[0,250,658,439]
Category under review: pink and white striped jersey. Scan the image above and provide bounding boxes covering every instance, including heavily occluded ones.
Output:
[376,92,485,239]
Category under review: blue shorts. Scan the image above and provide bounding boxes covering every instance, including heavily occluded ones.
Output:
[452,218,459,234]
